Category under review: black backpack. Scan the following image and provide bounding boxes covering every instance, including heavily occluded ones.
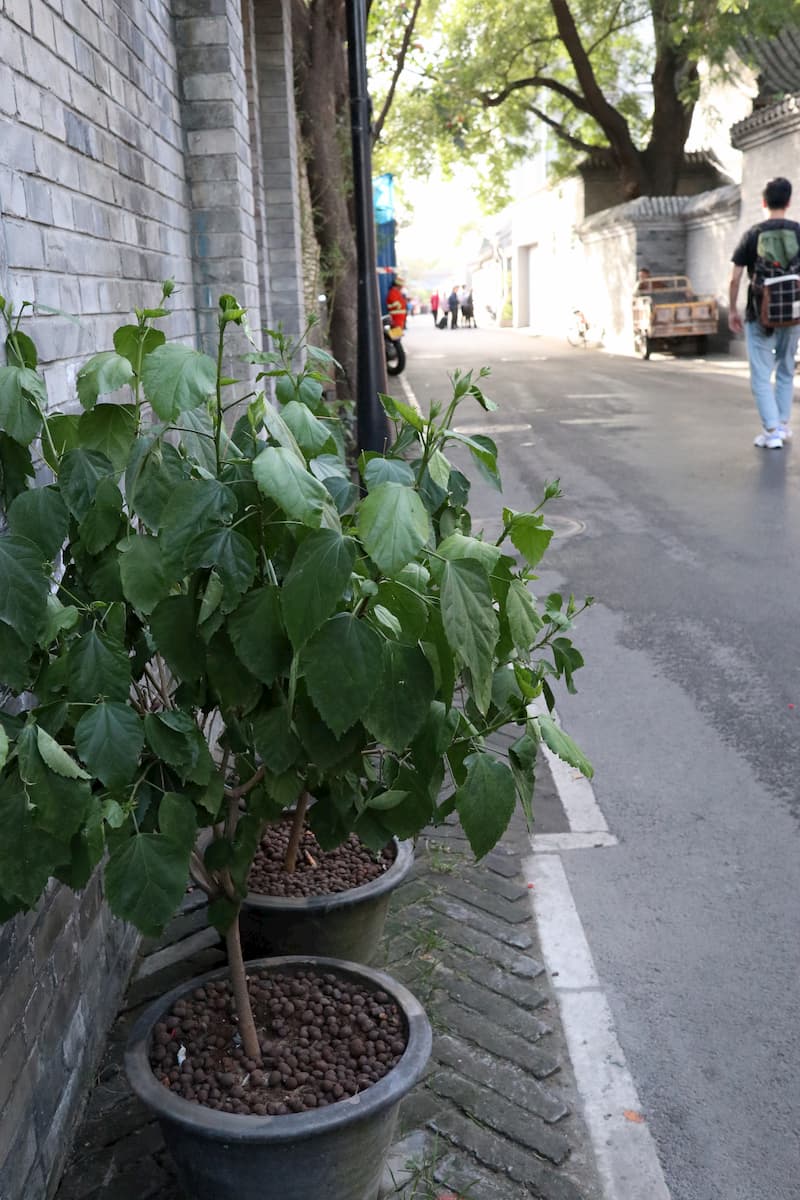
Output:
[752,226,800,327]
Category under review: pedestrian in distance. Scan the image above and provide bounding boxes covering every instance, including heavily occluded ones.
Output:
[462,289,476,327]
[430,291,440,326]
[385,274,407,332]
[447,287,459,329]
[729,176,800,449]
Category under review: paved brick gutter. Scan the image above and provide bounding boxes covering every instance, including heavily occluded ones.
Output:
[56,756,602,1200]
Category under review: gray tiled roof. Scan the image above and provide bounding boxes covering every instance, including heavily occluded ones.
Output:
[743,26,800,98]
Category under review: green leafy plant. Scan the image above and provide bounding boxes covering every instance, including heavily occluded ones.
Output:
[0,285,592,1063]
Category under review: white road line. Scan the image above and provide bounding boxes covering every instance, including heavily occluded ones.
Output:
[528,709,672,1200]
[399,372,422,412]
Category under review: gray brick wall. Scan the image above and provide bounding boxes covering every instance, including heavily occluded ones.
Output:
[0,0,196,405]
[0,2,307,1197]
[0,882,138,1200]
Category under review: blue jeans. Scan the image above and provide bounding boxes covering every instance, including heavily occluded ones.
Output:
[745,321,800,430]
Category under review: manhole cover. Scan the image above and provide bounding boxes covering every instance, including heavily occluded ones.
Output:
[548,515,585,539]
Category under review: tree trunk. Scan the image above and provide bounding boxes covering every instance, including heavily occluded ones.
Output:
[293,0,359,400]
[641,41,698,195]
[225,915,262,1063]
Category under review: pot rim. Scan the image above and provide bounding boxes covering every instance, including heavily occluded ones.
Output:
[224,835,415,915]
[125,955,432,1144]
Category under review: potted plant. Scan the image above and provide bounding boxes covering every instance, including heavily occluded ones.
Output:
[0,285,592,1199]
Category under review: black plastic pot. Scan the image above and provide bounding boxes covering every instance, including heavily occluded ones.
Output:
[125,956,432,1200]
[237,837,414,964]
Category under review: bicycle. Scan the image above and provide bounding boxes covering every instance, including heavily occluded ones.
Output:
[567,309,604,349]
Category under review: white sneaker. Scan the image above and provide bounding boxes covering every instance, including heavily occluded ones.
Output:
[754,429,783,448]
[778,426,793,440]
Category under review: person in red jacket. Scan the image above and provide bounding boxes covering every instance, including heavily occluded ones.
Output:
[386,275,407,332]
[430,290,440,325]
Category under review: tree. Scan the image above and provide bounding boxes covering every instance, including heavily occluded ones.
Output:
[291,0,426,399]
[377,0,798,203]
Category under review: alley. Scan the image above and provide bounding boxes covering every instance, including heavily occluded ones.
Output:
[397,316,800,1200]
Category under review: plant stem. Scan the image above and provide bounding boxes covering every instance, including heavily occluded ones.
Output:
[284,790,311,874]
[214,317,225,473]
[225,916,262,1063]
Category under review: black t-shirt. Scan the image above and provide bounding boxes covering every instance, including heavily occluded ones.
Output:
[732,217,800,322]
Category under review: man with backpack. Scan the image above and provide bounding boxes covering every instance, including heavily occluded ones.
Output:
[729,176,800,449]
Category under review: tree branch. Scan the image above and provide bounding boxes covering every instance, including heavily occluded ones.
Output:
[372,0,424,143]
[481,73,594,116]
[224,764,266,801]
[524,103,602,154]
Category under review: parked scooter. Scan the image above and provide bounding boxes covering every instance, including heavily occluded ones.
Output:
[383,315,406,376]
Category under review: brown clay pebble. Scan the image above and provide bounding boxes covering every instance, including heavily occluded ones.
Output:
[246,822,394,898]
[148,968,407,1117]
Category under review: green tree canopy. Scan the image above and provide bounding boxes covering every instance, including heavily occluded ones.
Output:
[373,0,797,203]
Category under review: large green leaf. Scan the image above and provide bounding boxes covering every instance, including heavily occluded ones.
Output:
[0,622,34,690]
[141,343,217,421]
[7,486,68,560]
[5,330,37,369]
[76,352,135,411]
[175,405,217,474]
[508,513,553,567]
[0,365,45,445]
[363,642,435,752]
[534,713,593,778]
[0,432,34,507]
[68,628,131,702]
[253,445,332,528]
[446,430,501,491]
[440,558,498,713]
[251,702,300,774]
[105,832,190,937]
[41,413,80,471]
[36,726,91,780]
[0,534,49,647]
[59,448,115,520]
[158,792,198,851]
[113,324,165,369]
[378,392,424,431]
[25,753,91,839]
[357,482,430,575]
[0,771,72,906]
[294,696,364,769]
[119,534,171,614]
[281,529,356,649]
[436,531,503,576]
[455,752,517,859]
[39,594,79,648]
[206,629,261,713]
[506,579,543,653]
[363,457,415,489]
[301,613,383,735]
[183,526,256,609]
[74,701,144,789]
[227,587,291,684]
[80,476,124,555]
[77,403,137,470]
[150,595,206,680]
[125,437,190,531]
[145,711,214,784]
[159,478,238,569]
[280,401,336,457]
[372,578,429,644]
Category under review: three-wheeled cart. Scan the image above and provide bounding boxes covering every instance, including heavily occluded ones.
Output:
[632,275,718,359]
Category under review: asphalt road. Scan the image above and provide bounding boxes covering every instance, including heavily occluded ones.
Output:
[396,315,800,1200]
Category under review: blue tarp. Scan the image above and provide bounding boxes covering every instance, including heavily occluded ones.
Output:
[373,174,396,312]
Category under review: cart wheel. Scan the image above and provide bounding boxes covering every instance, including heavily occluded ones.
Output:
[635,332,651,360]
